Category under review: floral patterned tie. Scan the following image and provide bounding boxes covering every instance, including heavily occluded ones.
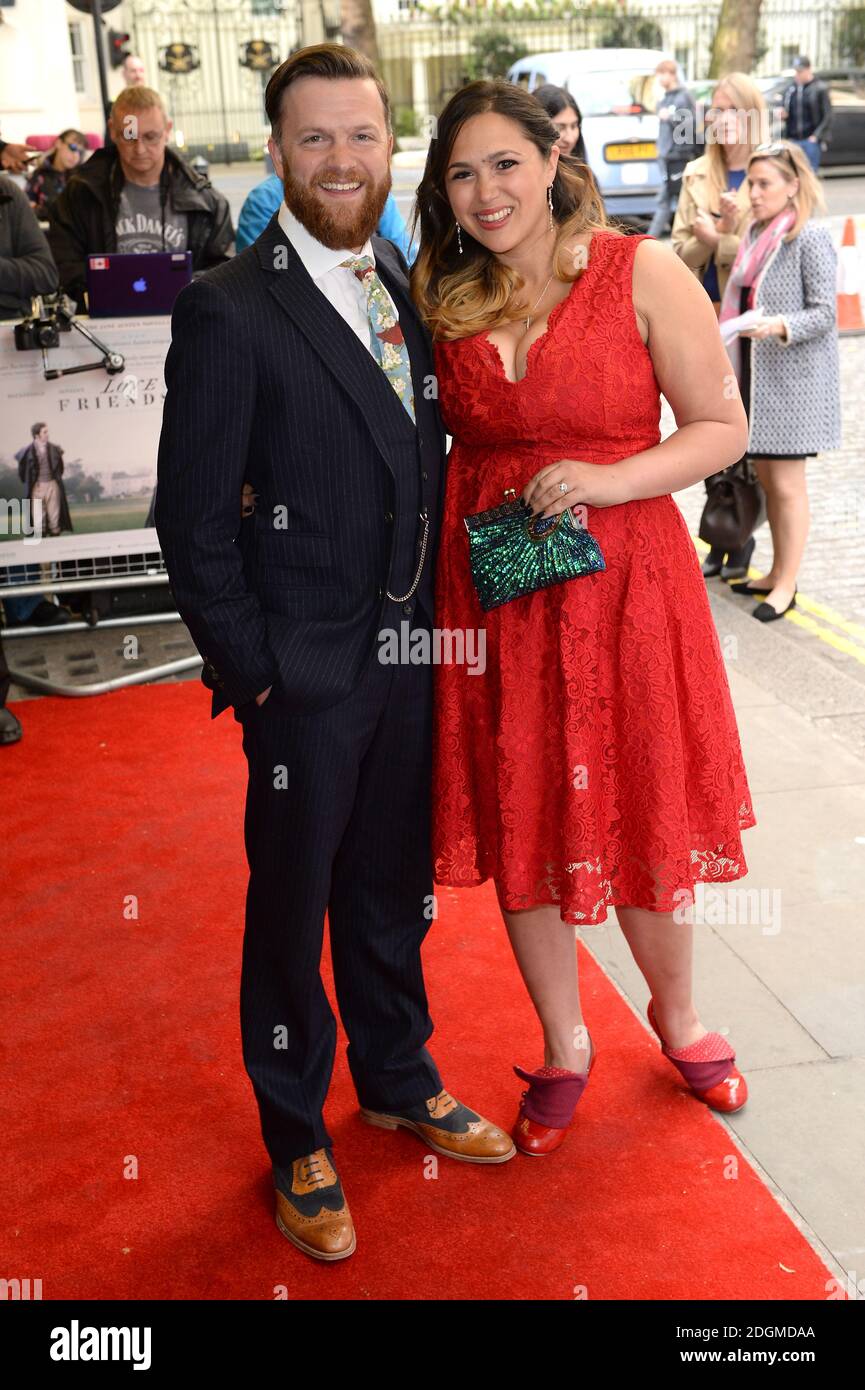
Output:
[340,256,416,424]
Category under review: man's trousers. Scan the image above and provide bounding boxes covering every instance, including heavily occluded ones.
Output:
[235,602,443,1166]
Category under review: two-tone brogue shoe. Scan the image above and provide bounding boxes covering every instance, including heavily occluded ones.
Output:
[273,1148,356,1261]
[360,1087,516,1163]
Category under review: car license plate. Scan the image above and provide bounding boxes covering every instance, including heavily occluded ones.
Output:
[620,162,649,184]
[606,142,657,161]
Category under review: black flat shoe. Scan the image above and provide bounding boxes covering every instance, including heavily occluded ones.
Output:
[728,578,773,596]
[720,535,756,580]
[701,546,726,579]
[753,589,797,623]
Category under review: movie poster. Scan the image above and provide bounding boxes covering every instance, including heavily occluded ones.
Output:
[0,314,168,568]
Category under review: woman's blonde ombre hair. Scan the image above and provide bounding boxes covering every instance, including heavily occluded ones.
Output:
[409,79,616,342]
[747,138,826,239]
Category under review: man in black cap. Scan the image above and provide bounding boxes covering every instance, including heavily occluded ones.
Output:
[782,57,832,172]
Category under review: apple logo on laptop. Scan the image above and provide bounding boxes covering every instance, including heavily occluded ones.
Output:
[133,277,148,293]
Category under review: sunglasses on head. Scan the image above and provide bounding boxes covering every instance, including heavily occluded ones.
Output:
[752,141,797,170]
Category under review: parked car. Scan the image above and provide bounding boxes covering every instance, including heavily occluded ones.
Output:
[507,48,678,226]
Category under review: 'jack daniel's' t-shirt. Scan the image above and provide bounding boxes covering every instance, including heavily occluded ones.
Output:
[115,180,189,254]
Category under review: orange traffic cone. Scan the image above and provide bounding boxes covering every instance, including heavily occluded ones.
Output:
[837,216,865,335]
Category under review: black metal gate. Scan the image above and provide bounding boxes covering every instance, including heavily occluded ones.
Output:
[128,0,305,163]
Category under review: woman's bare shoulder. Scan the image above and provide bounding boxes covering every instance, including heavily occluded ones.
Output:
[631,235,721,345]
[633,234,708,302]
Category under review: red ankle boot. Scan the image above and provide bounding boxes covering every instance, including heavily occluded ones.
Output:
[647,998,747,1113]
[512,1036,597,1155]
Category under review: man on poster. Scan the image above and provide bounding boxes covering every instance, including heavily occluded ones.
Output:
[17,423,73,537]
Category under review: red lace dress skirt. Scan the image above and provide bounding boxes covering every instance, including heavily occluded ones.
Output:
[430,230,756,926]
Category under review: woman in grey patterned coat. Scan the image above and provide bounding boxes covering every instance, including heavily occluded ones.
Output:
[723,139,841,621]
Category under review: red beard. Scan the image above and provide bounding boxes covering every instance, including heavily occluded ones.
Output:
[280,163,392,251]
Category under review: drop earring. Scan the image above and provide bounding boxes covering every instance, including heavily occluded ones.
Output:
[548,184,554,230]
[455,220,463,254]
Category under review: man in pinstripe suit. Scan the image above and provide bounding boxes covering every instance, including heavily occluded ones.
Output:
[156,45,515,1263]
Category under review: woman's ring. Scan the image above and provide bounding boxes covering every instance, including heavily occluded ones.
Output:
[559,481,569,494]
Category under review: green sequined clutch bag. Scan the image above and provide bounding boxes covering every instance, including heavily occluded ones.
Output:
[464,491,606,612]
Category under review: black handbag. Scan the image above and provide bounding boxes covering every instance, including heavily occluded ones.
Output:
[699,457,767,553]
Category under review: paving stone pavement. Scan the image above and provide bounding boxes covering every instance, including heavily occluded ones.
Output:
[669,334,865,628]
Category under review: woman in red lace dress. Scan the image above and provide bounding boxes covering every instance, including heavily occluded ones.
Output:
[409,81,756,1152]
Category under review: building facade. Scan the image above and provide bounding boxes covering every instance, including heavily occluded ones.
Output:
[0,0,860,152]
[0,1,332,155]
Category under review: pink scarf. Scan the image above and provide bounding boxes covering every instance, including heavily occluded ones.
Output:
[719,204,795,384]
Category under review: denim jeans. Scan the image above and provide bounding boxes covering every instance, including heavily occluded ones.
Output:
[648,161,687,239]
[790,137,822,172]
[1,564,41,624]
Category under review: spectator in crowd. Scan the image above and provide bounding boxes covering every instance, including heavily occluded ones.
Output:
[122,54,147,88]
[649,58,699,239]
[0,631,22,745]
[672,74,767,311]
[0,138,41,175]
[26,129,89,217]
[236,170,416,261]
[781,57,832,172]
[0,174,58,317]
[48,85,234,311]
[672,73,768,580]
[532,84,589,166]
[722,139,841,621]
[104,54,149,151]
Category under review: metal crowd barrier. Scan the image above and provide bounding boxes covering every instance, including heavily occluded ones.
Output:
[0,549,201,697]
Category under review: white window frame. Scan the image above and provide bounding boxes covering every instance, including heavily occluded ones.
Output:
[69,20,87,96]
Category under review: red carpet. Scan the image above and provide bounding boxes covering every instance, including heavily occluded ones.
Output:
[2,683,836,1300]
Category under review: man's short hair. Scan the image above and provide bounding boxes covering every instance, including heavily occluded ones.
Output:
[31,422,47,437]
[264,42,391,139]
[111,85,168,129]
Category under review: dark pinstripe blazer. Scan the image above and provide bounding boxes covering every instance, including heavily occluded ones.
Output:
[155,210,446,718]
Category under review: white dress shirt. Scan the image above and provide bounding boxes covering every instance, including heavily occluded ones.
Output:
[276,200,401,358]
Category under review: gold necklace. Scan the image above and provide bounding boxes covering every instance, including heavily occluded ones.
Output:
[525,273,554,331]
